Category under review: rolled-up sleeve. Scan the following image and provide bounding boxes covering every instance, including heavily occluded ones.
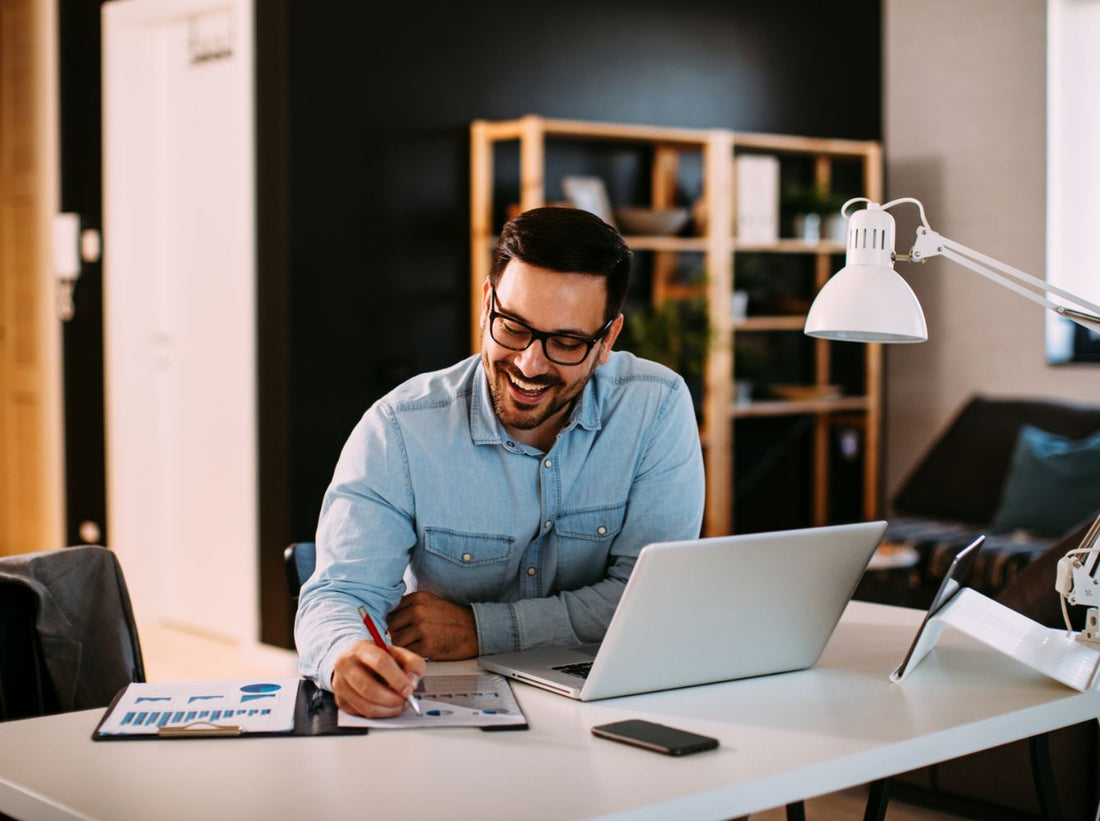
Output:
[294,404,416,689]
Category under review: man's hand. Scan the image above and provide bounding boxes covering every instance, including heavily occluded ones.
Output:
[331,639,426,718]
[388,591,479,660]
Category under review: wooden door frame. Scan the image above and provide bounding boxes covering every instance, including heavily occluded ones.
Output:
[0,0,65,555]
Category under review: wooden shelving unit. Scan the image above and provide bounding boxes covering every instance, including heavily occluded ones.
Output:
[470,115,882,537]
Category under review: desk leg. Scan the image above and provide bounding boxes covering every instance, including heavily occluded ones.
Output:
[1029,733,1063,821]
[784,801,805,821]
[863,778,891,821]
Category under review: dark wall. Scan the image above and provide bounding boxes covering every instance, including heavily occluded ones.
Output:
[58,0,107,548]
[61,0,881,647]
[279,0,883,546]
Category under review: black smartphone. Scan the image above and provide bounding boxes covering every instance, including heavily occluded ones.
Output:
[591,719,719,756]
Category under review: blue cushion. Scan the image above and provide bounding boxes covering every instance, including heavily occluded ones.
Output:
[989,424,1100,535]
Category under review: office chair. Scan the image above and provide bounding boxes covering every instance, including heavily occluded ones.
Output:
[284,541,316,600]
[0,581,59,721]
[0,546,144,722]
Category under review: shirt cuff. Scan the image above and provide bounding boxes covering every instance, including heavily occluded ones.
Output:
[310,634,362,692]
[471,601,520,655]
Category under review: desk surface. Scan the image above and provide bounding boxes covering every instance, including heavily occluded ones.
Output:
[1,601,1097,821]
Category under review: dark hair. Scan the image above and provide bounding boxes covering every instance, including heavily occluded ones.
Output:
[489,206,632,323]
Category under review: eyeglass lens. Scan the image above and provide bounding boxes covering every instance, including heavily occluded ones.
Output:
[490,315,592,365]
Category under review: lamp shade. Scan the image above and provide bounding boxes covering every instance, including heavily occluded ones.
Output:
[804,262,928,342]
[804,200,928,343]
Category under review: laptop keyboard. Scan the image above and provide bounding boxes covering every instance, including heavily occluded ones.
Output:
[552,662,593,679]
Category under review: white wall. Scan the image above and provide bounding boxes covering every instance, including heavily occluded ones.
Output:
[883,0,1100,498]
[1046,0,1100,360]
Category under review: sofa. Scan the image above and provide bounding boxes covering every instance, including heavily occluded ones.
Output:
[863,394,1100,613]
[864,395,1100,820]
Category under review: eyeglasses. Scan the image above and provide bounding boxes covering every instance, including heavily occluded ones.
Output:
[488,289,614,366]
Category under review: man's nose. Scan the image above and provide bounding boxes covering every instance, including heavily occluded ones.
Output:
[514,339,551,376]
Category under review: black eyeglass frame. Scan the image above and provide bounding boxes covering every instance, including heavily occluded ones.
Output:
[488,288,615,366]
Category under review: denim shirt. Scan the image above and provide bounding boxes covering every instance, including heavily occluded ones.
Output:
[295,351,705,688]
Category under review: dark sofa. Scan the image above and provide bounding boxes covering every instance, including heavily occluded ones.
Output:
[868,395,1100,820]
[876,394,1100,610]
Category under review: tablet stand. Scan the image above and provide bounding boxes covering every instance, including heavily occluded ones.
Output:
[891,587,1100,692]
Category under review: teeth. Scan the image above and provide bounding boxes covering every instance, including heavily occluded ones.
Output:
[510,374,546,392]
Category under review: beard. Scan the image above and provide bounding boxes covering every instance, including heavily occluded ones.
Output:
[482,350,592,433]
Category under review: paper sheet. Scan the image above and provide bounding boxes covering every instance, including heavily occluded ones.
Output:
[96,678,300,735]
[338,673,524,729]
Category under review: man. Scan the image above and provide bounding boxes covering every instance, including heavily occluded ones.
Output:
[296,206,705,717]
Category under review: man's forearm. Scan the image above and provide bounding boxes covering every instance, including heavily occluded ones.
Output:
[472,573,629,655]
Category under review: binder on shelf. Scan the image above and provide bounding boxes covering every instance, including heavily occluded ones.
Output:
[735,154,779,243]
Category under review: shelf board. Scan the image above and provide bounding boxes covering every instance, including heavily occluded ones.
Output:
[476,116,880,158]
[734,239,847,254]
[731,396,870,419]
[622,236,708,252]
[486,234,846,256]
[735,316,806,332]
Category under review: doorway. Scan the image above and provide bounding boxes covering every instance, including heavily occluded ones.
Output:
[102,0,258,642]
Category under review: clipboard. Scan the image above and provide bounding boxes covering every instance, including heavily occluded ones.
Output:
[93,675,530,740]
[92,679,367,740]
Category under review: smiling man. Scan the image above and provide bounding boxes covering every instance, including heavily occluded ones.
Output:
[295,207,705,717]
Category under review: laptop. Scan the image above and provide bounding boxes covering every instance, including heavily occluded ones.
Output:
[478,520,887,700]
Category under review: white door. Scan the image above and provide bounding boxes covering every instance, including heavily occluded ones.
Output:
[102,0,257,642]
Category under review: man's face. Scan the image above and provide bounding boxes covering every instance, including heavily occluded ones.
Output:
[480,259,622,447]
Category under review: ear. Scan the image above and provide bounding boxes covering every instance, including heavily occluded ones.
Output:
[596,314,625,365]
[479,278,492,330]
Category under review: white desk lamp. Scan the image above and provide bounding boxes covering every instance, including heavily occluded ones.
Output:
[804,196,1100,649]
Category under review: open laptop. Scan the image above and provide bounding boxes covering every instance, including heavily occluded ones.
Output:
[478,520,887,700]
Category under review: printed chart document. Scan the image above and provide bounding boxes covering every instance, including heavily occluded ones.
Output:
[95,678,300,736]
[338,673,526,730]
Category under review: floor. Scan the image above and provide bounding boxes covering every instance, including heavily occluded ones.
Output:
[138,621,965,821]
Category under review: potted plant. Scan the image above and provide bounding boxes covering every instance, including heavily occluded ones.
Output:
[782,184,849,242]
[618,298,711,419]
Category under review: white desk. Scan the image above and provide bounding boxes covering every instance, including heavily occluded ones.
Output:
[0,602,1096,821]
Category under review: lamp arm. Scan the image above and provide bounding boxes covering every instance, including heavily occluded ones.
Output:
[909,228,1100,332]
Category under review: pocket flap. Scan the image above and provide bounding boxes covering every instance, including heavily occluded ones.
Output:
[423,528,515,566]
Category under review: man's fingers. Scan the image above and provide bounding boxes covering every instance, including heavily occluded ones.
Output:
[388,591,429,630]
[390,644,427,678]
[331,640,422,718]
[352,642,418,696]
[389,622,421,651]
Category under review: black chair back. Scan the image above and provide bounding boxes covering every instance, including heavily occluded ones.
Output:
[0,546,143,721]
[284,541,317,601]
[0,581,59,721]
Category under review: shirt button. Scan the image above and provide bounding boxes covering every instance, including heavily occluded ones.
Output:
[527,567,537,576]
[462,553,472,563]
[597,526,607,536]
[544,520,552,529]
[544,459,552,468]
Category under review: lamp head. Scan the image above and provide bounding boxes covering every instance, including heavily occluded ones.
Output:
[804,200,928,343]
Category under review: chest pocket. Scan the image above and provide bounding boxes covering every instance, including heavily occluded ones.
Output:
[555,503,626,541]
[553,502,627,587]
[416,527,515,602]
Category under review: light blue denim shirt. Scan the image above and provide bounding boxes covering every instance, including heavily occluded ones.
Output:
[295,351,705,688]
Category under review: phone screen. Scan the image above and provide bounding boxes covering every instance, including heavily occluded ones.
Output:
[591,719,718,756]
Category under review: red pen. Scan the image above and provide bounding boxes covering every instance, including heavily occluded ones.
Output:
[358,605,422,715]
